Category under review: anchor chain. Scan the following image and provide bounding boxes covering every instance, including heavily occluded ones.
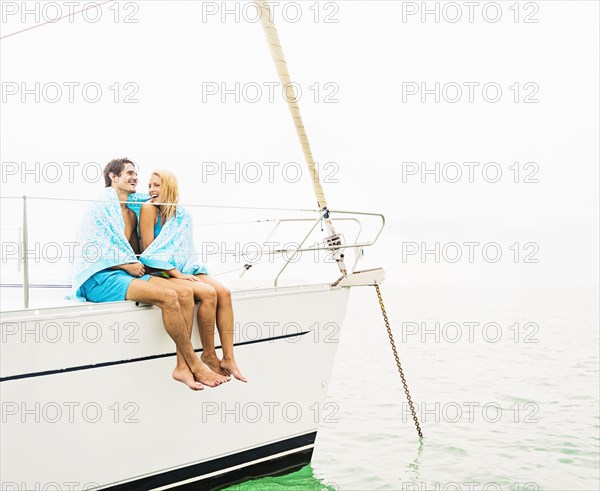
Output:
[375,284,423,439]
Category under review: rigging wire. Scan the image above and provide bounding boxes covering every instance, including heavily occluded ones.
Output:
[0,0,114,41]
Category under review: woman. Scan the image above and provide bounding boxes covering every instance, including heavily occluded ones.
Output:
[139,170,247,383]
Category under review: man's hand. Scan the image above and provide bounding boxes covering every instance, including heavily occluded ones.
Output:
[122,262,145,277]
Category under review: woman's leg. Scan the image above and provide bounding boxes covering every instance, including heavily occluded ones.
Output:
[140,277,228,388]
[195,275,247,382]
[168,278,229,376]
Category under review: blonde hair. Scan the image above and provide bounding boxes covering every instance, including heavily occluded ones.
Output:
[151,169,179,222]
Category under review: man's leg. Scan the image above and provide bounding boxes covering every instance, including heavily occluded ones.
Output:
[125,278,229,389]
[194,275,247,382]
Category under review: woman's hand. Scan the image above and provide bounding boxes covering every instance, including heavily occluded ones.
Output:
[178,274,201,282]
[168,269,200,282]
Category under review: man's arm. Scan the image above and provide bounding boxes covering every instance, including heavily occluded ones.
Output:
[130,223,141,256]
[112,209,144,277]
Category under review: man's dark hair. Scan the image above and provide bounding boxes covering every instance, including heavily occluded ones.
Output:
[103,158,135,187]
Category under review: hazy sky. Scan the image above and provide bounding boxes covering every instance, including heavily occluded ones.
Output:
[1,1,598,288]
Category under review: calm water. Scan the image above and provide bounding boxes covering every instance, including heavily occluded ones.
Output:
[225,285,600,491]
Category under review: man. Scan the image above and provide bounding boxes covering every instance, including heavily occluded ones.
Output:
[73,158,228,390]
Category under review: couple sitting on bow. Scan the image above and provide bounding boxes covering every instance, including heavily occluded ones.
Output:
[71,158,246,390]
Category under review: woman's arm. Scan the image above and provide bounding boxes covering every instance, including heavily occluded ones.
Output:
[139,203,196,280]
[139,203,158,253]
[140,203,193,281]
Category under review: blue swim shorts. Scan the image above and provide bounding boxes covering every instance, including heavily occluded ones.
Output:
[80,269,152,303]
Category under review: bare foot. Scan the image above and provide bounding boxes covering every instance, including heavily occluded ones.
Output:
[221,358,248,382]
[193,361,230,387]
[201,352,230,377]
[172,366,203,391]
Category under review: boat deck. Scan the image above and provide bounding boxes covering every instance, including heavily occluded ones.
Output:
[0,281,338,319]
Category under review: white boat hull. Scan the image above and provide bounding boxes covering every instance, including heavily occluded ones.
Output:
[1,283,350,490]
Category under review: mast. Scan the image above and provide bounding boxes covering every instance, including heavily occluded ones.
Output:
[255,0,348,276]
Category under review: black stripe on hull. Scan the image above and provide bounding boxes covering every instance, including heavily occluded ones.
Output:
[105,432,317,491]
[180,449,313,491]
[0,331,310,383]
